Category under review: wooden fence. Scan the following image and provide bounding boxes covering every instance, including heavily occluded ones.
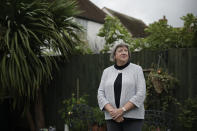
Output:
[43,48,197,130]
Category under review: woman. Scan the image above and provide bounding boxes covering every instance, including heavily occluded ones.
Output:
[97,42,146,131]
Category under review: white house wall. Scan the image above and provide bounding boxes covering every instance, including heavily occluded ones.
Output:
[74,18,105,53]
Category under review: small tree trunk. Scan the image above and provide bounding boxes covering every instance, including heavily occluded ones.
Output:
[26,109,36,131]
[34,89,45,130]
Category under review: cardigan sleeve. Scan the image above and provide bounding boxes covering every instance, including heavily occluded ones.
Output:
[97,70,110,110]
[129,66,146,108]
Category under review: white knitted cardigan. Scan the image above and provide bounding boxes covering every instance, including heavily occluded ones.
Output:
[97,63,146,120]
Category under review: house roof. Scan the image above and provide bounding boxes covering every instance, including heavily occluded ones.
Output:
[76,0,106,24]
[102,7,147,38]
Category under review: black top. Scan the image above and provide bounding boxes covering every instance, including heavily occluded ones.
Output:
[114,62,130,108]
[114,73,122,108]
[114,62,130,70]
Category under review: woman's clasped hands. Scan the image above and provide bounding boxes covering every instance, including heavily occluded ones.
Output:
[109,108,124,123]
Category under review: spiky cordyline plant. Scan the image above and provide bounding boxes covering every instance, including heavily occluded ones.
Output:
[0,0,82,107]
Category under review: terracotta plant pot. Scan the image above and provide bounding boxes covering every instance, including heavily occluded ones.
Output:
[91,124,107,131]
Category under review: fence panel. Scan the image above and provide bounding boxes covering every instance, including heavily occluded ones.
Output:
[43,48,197,131]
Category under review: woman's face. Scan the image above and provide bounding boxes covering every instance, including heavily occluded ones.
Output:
[114,46,129,64]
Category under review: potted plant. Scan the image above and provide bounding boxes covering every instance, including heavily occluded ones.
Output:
[145,68,179,111]
[148,68,178,94]
[59,94,93,131]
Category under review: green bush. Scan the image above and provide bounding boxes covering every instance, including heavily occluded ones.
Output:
[178,97,197,130]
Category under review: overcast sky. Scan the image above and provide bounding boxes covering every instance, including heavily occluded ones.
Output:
[90,0,197,27]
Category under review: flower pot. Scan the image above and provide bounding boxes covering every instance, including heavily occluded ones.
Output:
[151,77,163,94]
[91,124,107,131]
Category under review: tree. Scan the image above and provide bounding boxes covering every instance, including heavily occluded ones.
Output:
[98,15,134,52]
[0,0,82,130]
[180,13,197,47]
[98,15,149,52]
[98,14,197,52]
[139,14,197,50]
